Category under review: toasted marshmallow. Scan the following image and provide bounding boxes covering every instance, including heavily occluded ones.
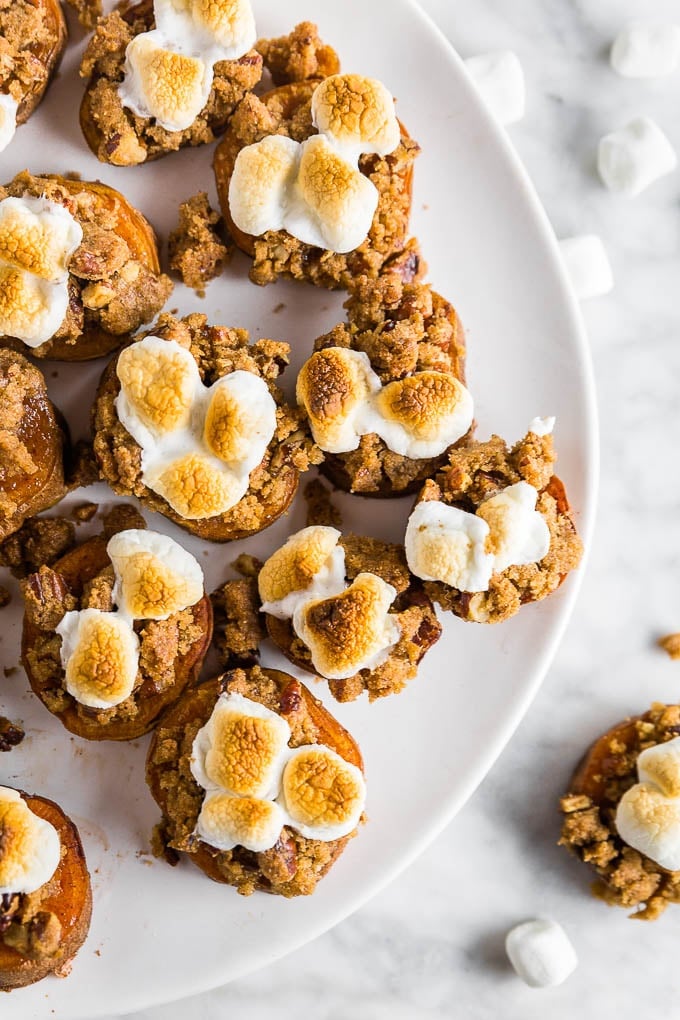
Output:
[616,782,680,872]
[296,348,382,453]
[505,919,578,988]
[228,135,300,238]
[280,746,365,841]
[107,529,204,621]
[0,788,61,896]
[57,609,140,709]
[259,526,346,619]
[464,51,526,126]
[477,482,550,573]
[528,416,556,437]
[289,134,379,253]
[293,572,401,680]
[637,737,680,798]
[311,74,400,159]
[0,264,69,348]
[119,32,213,133]
[598,117,677,197]
[116,336,201,441]
[373,373,473,459]
[154,0,256,61]
[191,692,291,799]
[0,93,18,153]
[405,500,494,592]
[196,792,284,852]
[611,23,680,78]
[146,451,248,519]
[116,338,277,520]
[0,196,83,283]
[559,235,614,300]
[203,371,277,472]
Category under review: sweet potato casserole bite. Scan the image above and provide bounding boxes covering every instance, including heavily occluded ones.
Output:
[214,27,420,289]
[0,786,92,990]
[147,666,366,896]
[0,350,67,541]
[560,704,680,920]
[21,522,213,740]
[0,0,67,154]
[0,171,172,361]
[405,421,583,623]
[299,252,470,498]
[92,313,321,542]
[215,524,440,703]
[79,0,262,166]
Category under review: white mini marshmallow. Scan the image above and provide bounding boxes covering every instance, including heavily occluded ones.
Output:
[559,235,614,299]
[0,268,70,348]
[611,23,680,79]
[119,32,213,133]
[528,416,555,437]
[405,500,494,592]
[464,51,526,126]
[0,93,18,153]
[0,788,62,896]
[260,539,347,620]
[505,919,578,988]
[598,117,677,197]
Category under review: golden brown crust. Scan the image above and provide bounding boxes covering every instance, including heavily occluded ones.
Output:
[560,705,680,920]
[0,350,67,541]
[0,792,92,990]
[311,256,468,497]
[146,667,363,896]
[0,172,172,361]
[21,533,213,741]
[0,0,67,128]
[79,0,262,166]
[91,313,321,542]
[213,80,420,289]
[415,432,583,623]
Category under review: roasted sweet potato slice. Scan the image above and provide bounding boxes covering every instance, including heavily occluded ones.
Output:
[0,791,92,990]
[0,174,169,362]
[4,0,67,130]
[0,351,67,541]
[146,669,363,896]
[21,535,213,740]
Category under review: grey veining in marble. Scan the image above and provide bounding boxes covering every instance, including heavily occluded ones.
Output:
[110,0,680,1016]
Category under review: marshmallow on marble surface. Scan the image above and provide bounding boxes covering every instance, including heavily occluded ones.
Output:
[611,23,680,79]
[505,919,577,988]
[598,117,677,197]
[558,235,614,299]
[464,51,525,126]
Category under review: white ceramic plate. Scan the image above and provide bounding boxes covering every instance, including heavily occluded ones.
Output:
[1,0,597,1015]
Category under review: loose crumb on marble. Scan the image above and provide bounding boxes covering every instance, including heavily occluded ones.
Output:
[168,192,231,296]
[0,517,76,579]
[102,504,146,539]
[0,716,25,752]
[231,553,263,579]
[658,633,680,660]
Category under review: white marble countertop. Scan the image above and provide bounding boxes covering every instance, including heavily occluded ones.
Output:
[94,0,679,1015]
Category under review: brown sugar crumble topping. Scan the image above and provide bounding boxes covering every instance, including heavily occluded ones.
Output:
[79,0,263,166]
[560,704,680,920]
[0,517,76,579]
[256,21,340,86]
[168,193,231,296]
[417,430,583,623]
[658,633,680,660]
[64,0,102,31]
[0,0,64,114]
